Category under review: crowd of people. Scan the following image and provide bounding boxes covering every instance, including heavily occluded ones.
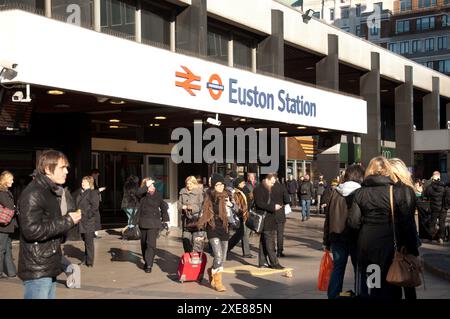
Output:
[1,149,450,299]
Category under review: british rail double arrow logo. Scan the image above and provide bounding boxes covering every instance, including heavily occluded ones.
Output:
[175,66,201,96]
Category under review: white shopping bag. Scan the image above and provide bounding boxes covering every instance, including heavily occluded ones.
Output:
[285,204,292,215]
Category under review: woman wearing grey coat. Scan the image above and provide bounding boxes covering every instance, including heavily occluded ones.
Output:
[178,176,204,253]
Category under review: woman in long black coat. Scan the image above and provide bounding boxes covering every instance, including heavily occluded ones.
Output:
[0,171,17,278]
[73,176,99,267]
[136,177,169,273]
[348,156,419,299]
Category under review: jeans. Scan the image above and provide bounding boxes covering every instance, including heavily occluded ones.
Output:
[209,238,228,269]
[24,277,56,299]
[124,208,137,228]
[301,200,311,220]
[327,241,357,299]
[0,232,16,276]
[182,230,205,253]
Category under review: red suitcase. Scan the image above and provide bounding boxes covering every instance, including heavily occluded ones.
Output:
[177,252,207,283]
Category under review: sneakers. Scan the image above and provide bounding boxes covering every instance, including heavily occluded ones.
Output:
[258,263,269,268]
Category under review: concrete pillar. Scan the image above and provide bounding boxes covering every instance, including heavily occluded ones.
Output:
[316,34,339,91]
[170,15,176,52]
[423,77,440,130]
[394,65,414,167]
[360,52,381,166]
[135,0,142,43]
[251,47,257,73]
[257,10,284,76]
[94,0,101,32]
[45,0,51,18]
[228,33,234,67]
[446,102,450,128]
[176,0,207,56]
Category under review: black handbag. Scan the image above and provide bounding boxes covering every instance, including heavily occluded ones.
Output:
[123,226,141,240]
[227,206,241,230]
[245,209,266,233]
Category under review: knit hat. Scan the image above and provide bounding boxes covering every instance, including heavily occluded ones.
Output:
[211,173,225,187]
[233,176,245,188]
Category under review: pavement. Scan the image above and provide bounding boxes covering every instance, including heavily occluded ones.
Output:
[0,208,449,299]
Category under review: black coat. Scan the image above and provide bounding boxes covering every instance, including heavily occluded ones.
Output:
[424,180,446,212]
[137,190,169,229]
[0,190,17,234]
[445,184,450,210]
[348,175,419,298]
[73,188,99,234]
[271,181,291,224]
[253,183,277,231]
[298,181,314,200]
[17,174,75,281]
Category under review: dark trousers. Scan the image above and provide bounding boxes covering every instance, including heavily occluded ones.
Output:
[276,222,285,254]
[431,209,447,240]
[140,228,159,268]
[258,230,279,267]
[228,217,251,256]
[81,232,95,266]
[328,241,357,299]
[0,232,16,276]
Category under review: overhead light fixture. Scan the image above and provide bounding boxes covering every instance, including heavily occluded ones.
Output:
[254,128,263,132]
[305,66,315,70]
[154,116,166,120]
[302,9,315,24]
[54,104,70,108]
[193,119,203,124]
[47,89,65,95]
[109,125,119,129]
[109,119,120,123]
[280,131,288,134]
[109,100,126,105]
[149,124,154,127]
[381,89,389,92]
[239,118,247,122]
[154,123,160,127]
[318,129,329,132]
[297,126,307,129]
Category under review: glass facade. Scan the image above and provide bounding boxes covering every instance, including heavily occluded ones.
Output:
[141,3,170,48]
[416,16,435,31]
[101,0,135,40]
[0,0,44,14]
[207,26,229,64]
[424,38,435,51]
[233,35,252,69]
[400,0,412,11]
[52,0,93,29]
[438,36,448,50]
[396,20,409,33]
[341,6,349,19]
[418,0,436,8]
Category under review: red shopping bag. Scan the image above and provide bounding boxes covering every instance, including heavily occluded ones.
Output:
[318,250,334,291]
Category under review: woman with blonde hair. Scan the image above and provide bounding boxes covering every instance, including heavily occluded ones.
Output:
[73,176,99,267]
[388,158,421,299]
[348,156,409,299]
[0,171,17,278]
[178,176,204,253]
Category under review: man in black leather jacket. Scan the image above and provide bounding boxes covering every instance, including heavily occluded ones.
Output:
[18,150,81,299]
[423,172,446,244]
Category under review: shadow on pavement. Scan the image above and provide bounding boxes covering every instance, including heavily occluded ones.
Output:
[230,269,288,298]
[108,247,144,270]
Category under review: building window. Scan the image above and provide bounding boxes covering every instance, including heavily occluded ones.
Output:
[438,36,448,50]
[396,20,410,33]
[426,61,433,69]
[233,35,253,69]
[443,14,449,27]
[330,8,334,20]
[412,40,421,53]
[400,41,410,54]
[424,38,435,51]
[438,59,450,73]
[370,26,379,36]
[388,43,396,52]
[141,2,171,48]
[355,25,361,36]
[313,11,321,19]
[341,26,350,32]
[355,4,361,17]
[101,0,135,39]
[416,16,435,31]
[400,0,412,11]
[418,0,437,8]
[207,26,229,64]
[374,2,383,11]
[341,6,349,19]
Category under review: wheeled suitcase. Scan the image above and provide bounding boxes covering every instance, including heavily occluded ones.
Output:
[177,251,207,283]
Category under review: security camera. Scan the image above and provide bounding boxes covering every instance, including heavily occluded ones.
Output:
[11,84,32,103]
[12,91,24,102]
[206,114,221,126]
[0,60,18,80]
